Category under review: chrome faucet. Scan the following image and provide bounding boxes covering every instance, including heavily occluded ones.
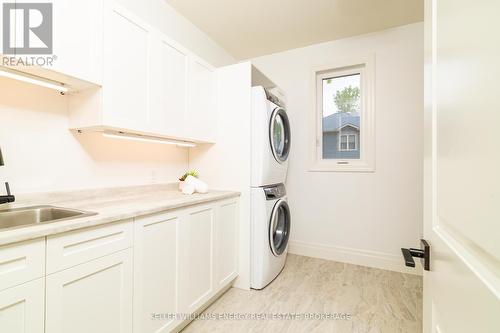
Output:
[0,148,15,204]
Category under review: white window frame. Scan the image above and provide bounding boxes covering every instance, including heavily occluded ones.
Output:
[309,54,375,172]
[339,133,357,151]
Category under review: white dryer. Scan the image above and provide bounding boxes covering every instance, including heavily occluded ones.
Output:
[251,86,291,187]
[251,183,291,289]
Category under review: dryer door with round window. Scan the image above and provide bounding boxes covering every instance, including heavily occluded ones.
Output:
[269,199,291,256]
[269,108,291,163]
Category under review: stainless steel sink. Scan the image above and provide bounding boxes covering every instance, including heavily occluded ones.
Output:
[0,205,97,231]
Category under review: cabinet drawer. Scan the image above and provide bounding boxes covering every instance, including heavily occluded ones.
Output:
[46,220,133,274]
[0,239,45,291]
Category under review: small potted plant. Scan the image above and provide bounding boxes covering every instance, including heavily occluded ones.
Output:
[178,170,199,191]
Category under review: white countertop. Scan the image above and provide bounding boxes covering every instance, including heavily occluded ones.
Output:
[0,184,240,246]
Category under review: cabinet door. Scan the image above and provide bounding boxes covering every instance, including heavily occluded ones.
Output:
[0,278,45,333]
[215,200,239,289]
[102,2,150,131]
[178,205,215,313]
[149,36,188,138]
[1,0,102,85]
[46,249,133,333]
[51,0,103,84]
[187,57,217,143]
[134,212,179,333]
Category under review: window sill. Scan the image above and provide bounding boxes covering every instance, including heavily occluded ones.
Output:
[308,161,375,173]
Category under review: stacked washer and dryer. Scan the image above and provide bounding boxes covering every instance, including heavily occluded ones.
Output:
[250,86,292,289]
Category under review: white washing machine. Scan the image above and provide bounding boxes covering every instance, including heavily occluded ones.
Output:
[251,86,291,187]
[251,183,291,289]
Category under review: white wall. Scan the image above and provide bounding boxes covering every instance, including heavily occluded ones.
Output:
[0,0,235,194]
[116,0,235,67]
[251,23,424,274]
[0,79,188,193]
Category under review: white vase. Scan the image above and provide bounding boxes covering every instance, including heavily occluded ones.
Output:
[178,181,186,191]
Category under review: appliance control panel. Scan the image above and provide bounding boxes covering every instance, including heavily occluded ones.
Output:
[264,89,285,108]
[263,183,286,200]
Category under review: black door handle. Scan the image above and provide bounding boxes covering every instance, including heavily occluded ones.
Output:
[401,239,430,271]
[401,248,416,267]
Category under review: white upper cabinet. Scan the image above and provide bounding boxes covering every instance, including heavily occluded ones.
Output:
[67,0,218,143]
[149,36,189,138]
[187,58,218,142]
[51,0,103,85]
[101,2,151,132]
[2,0,103,87]
[3,0,219,143]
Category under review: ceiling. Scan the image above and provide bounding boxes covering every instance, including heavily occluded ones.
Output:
[165,0,424,60]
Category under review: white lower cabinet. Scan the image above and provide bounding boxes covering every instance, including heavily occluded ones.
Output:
[134,212,180,333]
[134,198,239,332]
[45,249,133,333]
[215,200,239,288]
[178,205,215,314]
[0,197,238,333]
[0,238,45,292]
[0,278,45,333]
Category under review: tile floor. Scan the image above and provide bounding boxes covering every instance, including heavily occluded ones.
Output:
[182,254,422,333]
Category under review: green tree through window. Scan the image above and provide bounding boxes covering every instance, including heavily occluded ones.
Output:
[334,86,360,113]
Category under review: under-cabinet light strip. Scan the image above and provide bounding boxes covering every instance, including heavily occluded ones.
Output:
[0,68,68,93]
[102,132,196,148]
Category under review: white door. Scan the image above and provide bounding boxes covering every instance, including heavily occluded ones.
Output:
[134,212,179,333]
[423,1,500,332]
[45,249,133,333]
[0,279,45,333]
[178,205,215,313]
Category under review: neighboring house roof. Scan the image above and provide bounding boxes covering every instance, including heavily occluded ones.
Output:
[322,112,360,132]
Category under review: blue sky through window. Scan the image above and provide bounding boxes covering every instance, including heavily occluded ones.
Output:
[322,74,360,117]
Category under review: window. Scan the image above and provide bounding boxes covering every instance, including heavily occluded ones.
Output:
[310,55,375,172]
[339,134,357,151]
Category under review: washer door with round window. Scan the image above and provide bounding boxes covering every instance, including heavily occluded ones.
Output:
[269,199,291,256]
[269,108,291,163]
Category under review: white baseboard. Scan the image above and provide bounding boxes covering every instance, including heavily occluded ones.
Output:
[288,240,422,275]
